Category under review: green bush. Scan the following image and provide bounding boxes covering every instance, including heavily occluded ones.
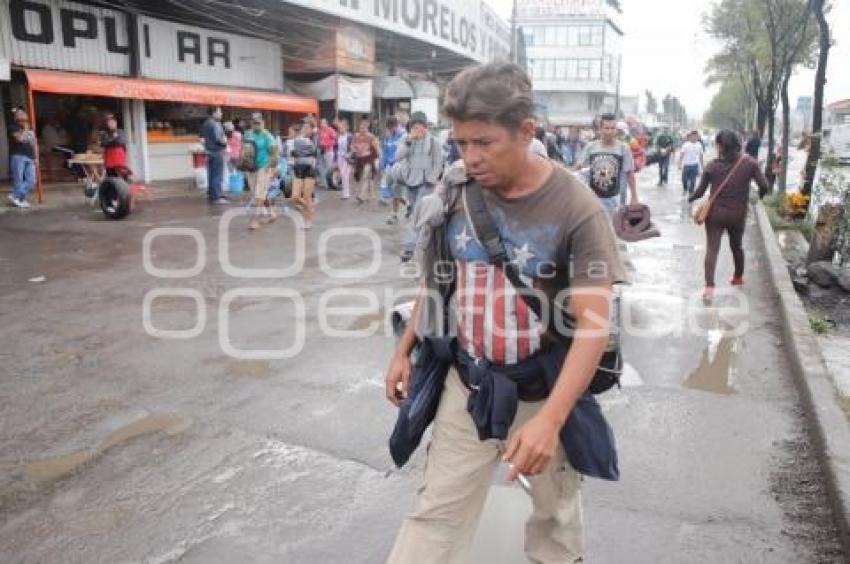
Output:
[809,312,832,335]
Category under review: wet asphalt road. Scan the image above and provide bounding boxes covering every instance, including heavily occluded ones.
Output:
[0,167,845,563]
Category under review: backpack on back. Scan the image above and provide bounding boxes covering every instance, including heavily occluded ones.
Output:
[238,136,258,172]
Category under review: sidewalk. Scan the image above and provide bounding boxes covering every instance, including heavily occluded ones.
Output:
[470,166,845,562]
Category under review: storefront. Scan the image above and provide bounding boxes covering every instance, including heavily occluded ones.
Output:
[1,0,317,200]
[373,75,414,129]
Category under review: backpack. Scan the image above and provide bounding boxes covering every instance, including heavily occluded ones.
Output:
[238,136,257,172]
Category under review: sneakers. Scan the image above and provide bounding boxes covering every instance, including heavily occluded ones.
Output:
[702,287,715,304]
[7,194,29,208]
[387,215,398,225]
[210,197,229,205]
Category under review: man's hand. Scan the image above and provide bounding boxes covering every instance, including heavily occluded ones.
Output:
[503,412,561,480]
[385,351,413,407]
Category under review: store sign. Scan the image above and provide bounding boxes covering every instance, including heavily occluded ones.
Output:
[138,17,283,91]
[1,0,282,89]
[336,26,375,76]
[337,75,373,113]
[282,0,510,63]
[1,0,132,75]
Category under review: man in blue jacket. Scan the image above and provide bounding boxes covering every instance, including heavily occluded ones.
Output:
[201,106,228,204]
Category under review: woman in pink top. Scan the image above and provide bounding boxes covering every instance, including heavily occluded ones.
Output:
[225,121,242,169]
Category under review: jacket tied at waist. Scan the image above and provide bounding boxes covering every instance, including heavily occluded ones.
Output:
[389,336,619,481]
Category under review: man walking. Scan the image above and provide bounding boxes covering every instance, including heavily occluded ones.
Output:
[7,108,37,208]
[385,61,624,564]
[655,128,675,186]
[382,117,407,224]
[561,126,586,166]
[576,113,640,215]
[392,111,443,261]
[243,113,279,230]
[201,107,228,204]
[678,130,705,196]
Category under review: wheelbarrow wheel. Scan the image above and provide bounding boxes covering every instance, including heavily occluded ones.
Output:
[99,176,131,220]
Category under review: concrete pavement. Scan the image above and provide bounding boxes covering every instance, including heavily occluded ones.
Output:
[0,167,845,563]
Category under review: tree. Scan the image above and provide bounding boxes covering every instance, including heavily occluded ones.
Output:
[704,78,750,131]
[802,0,831,196]
[706,0,818,193]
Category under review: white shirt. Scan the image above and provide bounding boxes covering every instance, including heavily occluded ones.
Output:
[680,141,704,167]
[529,138,547,158]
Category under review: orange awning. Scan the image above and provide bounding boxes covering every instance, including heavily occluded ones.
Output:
[24,69,318,114]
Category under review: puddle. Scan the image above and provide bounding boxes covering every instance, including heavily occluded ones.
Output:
[683,327,741,395]
[224,359,272,379]
[24,414,192,485]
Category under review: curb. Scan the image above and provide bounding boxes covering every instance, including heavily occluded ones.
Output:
[753,201,850,554]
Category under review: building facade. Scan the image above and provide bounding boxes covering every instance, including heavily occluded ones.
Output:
[516,0,623,126]
[1,0,510,193]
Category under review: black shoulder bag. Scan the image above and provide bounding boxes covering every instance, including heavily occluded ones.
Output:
[462,180,623,394]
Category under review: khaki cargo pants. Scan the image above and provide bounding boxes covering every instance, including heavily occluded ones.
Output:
[387,369,584,564]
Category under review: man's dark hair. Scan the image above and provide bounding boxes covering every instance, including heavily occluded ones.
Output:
[207,107,218,116]
[599,113,616,123]
[386,117,398,129]
[443,62,534,130]
[715,129,742,159]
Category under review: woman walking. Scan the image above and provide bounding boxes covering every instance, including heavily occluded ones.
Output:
[351,119,380,204]
[289,119,318,229]
[688,129,769,300]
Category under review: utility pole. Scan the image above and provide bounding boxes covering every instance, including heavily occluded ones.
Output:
[614,53,622,117]
[510,0,518,63]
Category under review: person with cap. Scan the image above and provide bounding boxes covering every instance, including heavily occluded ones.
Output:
[201,106,229,204]
[243,112,280,230]
[98,112,129,178]
[391,111,443,262]
[655,128,675,186]
[289,118,319,229]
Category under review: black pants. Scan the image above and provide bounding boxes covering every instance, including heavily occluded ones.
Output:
[704,207,746,287]
[658,154,671,184]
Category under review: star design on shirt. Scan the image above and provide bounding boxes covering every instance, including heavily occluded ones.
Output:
[512,243,535,269]
[455,227,472,253]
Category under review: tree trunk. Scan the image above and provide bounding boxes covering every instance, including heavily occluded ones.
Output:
[765,110,777,192]
[802,0,830,196]
[756,101,767,136]
[779,72,791,193]
[807,204,845,264]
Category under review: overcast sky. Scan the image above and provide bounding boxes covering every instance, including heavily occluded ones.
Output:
[487,0,850,119]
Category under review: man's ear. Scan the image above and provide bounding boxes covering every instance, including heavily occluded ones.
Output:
[518,119,536,143]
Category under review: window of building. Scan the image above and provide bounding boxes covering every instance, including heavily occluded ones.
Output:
[568,26,579,47]
[555,59,566,79]
[577,59,591,79]
[533,27,545,46]
[545,26,556,46]
[567,59,578,79]
[591,26,604,46]
[544,59,555,79]
[556,26,568,46]
[590,59,602,80]
[523,29,534,47]
[579,26,592,46]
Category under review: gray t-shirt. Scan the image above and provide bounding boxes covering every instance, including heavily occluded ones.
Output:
[577,140,634,199]
[437,166,626,364]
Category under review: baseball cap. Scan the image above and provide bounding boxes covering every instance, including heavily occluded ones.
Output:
[409,111,428,126]
[251,112,263,123]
